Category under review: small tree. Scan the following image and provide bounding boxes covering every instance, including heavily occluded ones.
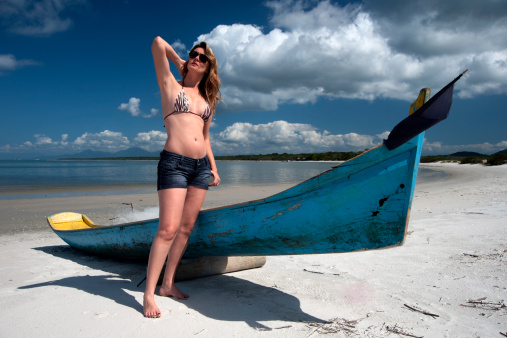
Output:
[486,154,507,166]
[460,156,483,164]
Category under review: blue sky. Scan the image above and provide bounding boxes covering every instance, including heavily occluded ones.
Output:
[1,0,506,159]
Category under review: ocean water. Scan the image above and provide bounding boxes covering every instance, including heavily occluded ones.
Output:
[0,160,444,199]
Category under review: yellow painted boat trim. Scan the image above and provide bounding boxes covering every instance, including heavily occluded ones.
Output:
[47,212,96,231]
[409,88,430,115]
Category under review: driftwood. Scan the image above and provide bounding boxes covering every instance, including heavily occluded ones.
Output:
[404,304,439,318]
[256,325,292,331]
[306,317,359,336]
[460,297,506,311]
[462,250,506,261]
[385,324,423,338]
[303,268,340,276]
[463,253,480,258]
[174,256,267,281]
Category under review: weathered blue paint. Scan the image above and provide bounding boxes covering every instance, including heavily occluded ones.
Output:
[48,133,425,260]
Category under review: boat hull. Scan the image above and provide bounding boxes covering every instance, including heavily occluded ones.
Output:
[49,133,424,260]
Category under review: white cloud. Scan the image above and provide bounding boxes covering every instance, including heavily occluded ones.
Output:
[73,130,130,152]
[118,97,141,116]
[213,120,384,155]
[362,0,507,56]
[148,108,159,118]
[0,133,69,154]
[133,131,167,152]
[0,130,130,155]
[34,134,53,145]
[171,39,187,56]
[0,54,39,74]
[1,123,506,158]
[118,97,159,118]
[0,0,88,37]
[61,133,68,146]
[194,0,507,113]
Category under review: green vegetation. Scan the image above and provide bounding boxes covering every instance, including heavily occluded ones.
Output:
[420,155,451,163]
[59,149,507,166]
[486,154,507,166]
[459,156,484,164]
[421,152,507,166]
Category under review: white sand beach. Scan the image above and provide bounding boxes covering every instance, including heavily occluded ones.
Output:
[0,163,506,337]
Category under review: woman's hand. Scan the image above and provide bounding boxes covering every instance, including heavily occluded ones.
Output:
[209,170,221,186]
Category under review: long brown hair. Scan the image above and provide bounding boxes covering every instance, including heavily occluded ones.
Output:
[184,42,221,114]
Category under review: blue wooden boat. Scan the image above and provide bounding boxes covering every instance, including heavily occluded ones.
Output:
[47,72,466,260]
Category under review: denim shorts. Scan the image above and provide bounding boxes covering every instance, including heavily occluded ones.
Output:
[157,150,211,191]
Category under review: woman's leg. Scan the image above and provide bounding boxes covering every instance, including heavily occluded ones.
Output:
[159,186,207,299]
[143,188,187,318]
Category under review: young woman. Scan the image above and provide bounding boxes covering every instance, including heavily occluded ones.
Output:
[143,36,221,318]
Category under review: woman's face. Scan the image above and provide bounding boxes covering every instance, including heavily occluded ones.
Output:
[188,47,209,74]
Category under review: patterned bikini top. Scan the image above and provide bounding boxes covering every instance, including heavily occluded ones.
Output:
[164,88,212,122]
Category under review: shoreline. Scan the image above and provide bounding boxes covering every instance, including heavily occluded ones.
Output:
[0,163,469,235]
[0,162,445,200]
[0,163,506,336]
[0,184,156,200]
[0,183,296,235]
[0,163,451,235]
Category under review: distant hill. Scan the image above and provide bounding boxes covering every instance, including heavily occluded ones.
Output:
[447,149,507,157]
[59,147,159,159]
[449,151,487,157]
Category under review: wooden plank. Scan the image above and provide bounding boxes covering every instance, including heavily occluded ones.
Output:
[173,256,267,282]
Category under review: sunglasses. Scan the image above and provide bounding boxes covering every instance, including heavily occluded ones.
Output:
[189,50,209,63]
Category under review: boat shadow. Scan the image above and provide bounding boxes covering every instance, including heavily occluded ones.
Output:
[24,245,325,329]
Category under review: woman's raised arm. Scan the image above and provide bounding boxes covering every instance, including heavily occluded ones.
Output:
[151,36,185,90]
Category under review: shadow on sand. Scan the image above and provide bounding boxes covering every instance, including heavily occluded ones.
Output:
[21,245,325,329]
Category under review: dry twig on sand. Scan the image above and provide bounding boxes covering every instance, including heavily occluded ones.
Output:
[122,202,134,213]
[256,325,292,332]
[463,253,479,258]
[404,304,439,318]
[385,324,423,338]
[306,317,360,336]
[303,268,340,276]
[460,297,506,311]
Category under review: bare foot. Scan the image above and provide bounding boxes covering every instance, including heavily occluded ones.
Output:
[143,294,161,318]
[159,284,189,300]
